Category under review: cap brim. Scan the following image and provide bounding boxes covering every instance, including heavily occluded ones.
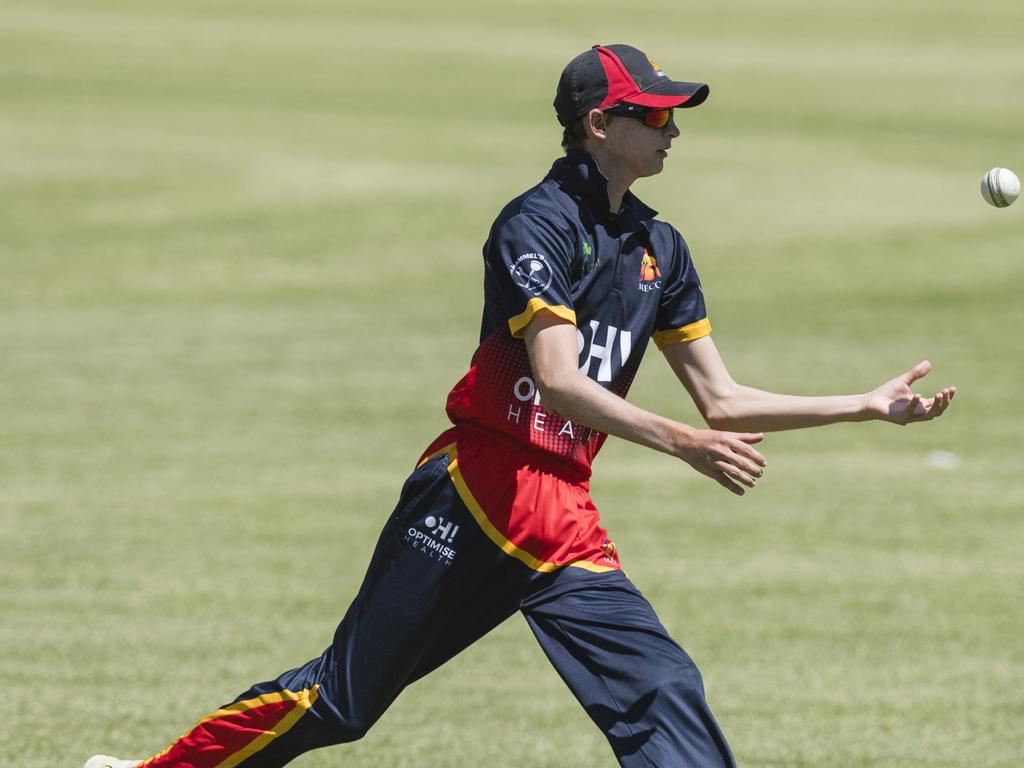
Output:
[625,80,709,109]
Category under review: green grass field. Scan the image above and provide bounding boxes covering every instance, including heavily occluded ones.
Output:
[3,1,1023,766]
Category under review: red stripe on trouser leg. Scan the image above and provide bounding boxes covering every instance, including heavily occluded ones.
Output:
[139,686,319,768]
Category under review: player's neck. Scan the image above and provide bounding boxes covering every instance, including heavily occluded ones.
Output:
[587,151,633,213]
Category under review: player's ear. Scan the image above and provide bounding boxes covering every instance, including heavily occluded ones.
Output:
[584,109,609,142]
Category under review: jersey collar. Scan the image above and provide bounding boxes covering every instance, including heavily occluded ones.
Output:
[548,150,658,225]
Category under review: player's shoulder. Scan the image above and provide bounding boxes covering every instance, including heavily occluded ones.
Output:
[494,175,574,229]
[488,178,578,249]
[645,216,677,238]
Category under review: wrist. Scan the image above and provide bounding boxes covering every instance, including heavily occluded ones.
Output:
[854,392,877,422]
[660,419,699,458]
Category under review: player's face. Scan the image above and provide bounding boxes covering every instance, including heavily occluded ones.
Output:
[601,108,681,180]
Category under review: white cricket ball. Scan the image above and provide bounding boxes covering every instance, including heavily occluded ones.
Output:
[980,167,1020,208]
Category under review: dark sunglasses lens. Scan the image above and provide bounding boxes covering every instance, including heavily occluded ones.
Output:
[643,109,671,129]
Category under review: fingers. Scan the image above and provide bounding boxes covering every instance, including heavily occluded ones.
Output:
[713,459,758,489]
[731,435,768,468]
[892,384,958,424]
[900,393,923,423]
[723,449,765,480]
[705,434,768,493]
[930,387,953,417]
[713,472,746,496]
[909,386,957,421]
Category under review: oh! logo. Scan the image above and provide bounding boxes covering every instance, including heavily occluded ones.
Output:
[424,516,459,544]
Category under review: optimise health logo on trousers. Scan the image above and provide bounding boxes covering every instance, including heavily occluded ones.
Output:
[404,515,459,566]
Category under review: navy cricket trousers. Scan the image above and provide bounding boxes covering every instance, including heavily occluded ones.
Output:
[138,454,735,768]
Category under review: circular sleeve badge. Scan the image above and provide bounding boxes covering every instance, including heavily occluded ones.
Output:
[510,253,554,294]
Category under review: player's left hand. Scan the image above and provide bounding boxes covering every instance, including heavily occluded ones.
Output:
[865,360,956,424]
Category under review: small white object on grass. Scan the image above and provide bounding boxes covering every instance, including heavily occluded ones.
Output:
[925,450,960,471]
[980,167,1020,208]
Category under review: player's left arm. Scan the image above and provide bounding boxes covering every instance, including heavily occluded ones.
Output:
[664,335,956,432]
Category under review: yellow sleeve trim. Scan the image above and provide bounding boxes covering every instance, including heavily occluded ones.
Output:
[508,298,576,338]
[652,317,712,350]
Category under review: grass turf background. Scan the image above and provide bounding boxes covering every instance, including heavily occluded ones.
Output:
[2,1,1022,766]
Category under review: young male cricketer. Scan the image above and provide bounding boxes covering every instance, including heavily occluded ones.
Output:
[86,44,955,768]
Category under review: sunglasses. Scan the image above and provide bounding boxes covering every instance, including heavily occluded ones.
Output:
[603,104,674,129]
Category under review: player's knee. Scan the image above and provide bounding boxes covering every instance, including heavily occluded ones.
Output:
[679,664,708,697]
[333,705,388,743]
[654,662,709,706]
[340,716,374,742]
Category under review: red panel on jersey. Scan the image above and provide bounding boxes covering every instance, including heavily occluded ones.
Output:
[446,326,637,475]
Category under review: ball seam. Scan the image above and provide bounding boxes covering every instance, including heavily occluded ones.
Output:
[987,169,1008,208]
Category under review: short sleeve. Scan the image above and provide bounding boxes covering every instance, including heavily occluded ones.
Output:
[652,230,711,350]
[483,213,577,338]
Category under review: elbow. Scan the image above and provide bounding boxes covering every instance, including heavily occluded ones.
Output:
[533,368,579,418]
[699,398,739,431]
[705,416,743,432]
[703,414,726,431]
[536,380,572,417]
[703,409,730,431]
[693,379,744,431]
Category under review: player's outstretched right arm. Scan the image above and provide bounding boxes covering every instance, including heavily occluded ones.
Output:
[524,309,767,496]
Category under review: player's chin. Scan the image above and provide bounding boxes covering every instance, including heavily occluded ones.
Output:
[642,156,666,177]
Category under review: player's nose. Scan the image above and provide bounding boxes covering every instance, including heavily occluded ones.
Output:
[664,115,680,139]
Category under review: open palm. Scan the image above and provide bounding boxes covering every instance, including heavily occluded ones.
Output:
[866,360,956,424]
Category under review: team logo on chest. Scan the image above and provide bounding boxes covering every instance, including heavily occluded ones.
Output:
[638,249,662,292]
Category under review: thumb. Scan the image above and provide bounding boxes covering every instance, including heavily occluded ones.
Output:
[901,360,932,386]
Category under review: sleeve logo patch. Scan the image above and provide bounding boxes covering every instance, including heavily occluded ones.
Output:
[510,253,554,294]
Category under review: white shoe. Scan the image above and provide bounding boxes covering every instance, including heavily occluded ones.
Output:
[82,756,141,768]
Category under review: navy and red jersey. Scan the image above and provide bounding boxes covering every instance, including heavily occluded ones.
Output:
[422,150,710,573]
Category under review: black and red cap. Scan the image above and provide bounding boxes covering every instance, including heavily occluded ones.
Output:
[554,44,710,126]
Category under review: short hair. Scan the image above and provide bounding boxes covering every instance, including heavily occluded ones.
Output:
[561,113,615,153]
[561,116,588,153]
